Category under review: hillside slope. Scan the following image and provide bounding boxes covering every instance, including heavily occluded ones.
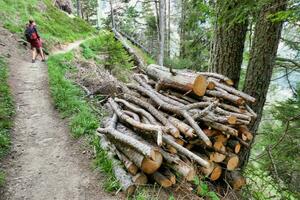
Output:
[0,0,94,48]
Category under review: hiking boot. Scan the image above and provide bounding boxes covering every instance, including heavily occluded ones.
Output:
[32,59,35,63]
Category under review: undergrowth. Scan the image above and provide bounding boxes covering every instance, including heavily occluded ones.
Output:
[0,0,94,49]
[80,31,134,82]
[0,57,14,186]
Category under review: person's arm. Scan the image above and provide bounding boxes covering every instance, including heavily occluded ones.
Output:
[33,26,40,39]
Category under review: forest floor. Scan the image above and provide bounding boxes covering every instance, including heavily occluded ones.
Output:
[0,26,117,200]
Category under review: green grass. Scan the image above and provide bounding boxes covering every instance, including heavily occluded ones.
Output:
[47,51,121,192]
[0,57,14,186]
[0,0,95,49]
[47,52,98,137]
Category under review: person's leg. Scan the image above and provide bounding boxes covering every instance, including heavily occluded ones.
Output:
[32,48,37,63]
[39,48,46,61]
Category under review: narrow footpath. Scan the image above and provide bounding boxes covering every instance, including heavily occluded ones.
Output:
[0,27,117,200]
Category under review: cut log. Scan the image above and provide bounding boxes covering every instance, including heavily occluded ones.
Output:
[213,141,226,151]
[215,107,251,121]
[162,134,210,168]
[122,94,180,138]
[238,125,253,141]
[209,152,226,163]
[203,128,217,137]
[209,79,256,103]
[132,172,148,185]
[129,80,212,147]
[227,140,241,154]
[152,171,173,188]
[114,142,163,174]
[225,171,246,190]
[108,98,163,146]
[168,116,195,138]
[197,72,234,86]
[115,98,157,124]
[145,64,208,97]
[214,134,228,144]
[160,167,176,184]
[115,149,139,175]
[225,154,239,171]
[204,121,238,136]
[245,104,257,119]
[98,134,136,195]
[160,150,196,181]
[97,118,157,160]
[166,144,177,154]
[201,163,222,181]
[205,90,245,105]
[123,110,140,122]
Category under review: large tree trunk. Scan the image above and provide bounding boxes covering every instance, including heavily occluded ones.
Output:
[211,0,248,89]
[241,0,287,166]
[158,0,166,65]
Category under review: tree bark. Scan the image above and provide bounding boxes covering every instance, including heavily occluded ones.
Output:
[211,0,248,88]
[241,0,287,167]
[158,0,166,65]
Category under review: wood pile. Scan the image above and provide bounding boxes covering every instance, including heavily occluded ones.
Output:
[96,64,256,196]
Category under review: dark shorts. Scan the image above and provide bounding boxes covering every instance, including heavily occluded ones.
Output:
[30,39,42,49]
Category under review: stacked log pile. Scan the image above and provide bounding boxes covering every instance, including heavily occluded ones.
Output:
[96,64,256,196]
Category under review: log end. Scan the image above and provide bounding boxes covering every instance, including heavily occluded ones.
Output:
[227,155,239,171]
[210,164,222,181]
[207,81,216,90]
[225,79,234,86]
[227,115,237,125]
[193,75,208,97]
[125,185,137,196]
[210,152,226,163]
[141,151,163,174]
[132,173,148,185]
[234,143,241,154]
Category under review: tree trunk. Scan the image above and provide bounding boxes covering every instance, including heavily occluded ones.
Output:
[158,0,166,65]
[167,0,171,58]
[179,0,187,58]
[211,0,248,88]
[76,0,81,16]
[241,0,287,167]
[109,0,115,29]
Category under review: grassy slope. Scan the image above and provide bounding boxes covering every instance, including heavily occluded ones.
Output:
[0,0,95,48]
[0,57,14,186]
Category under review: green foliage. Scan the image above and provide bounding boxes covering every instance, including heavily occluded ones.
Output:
[80,31,134,82]
[164,57,199,71]
[47,52,98,137]
[0,0,94,48]
[0,57,14,159]
[245,85,300,199]
[0,57,14,187]
[193,176,220,200]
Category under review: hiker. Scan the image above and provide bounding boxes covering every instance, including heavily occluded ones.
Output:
[25,20,46,63]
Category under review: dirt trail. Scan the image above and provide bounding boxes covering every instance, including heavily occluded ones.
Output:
[0,27,118,200]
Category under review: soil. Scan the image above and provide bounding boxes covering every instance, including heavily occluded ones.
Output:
[0,26,119,200]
